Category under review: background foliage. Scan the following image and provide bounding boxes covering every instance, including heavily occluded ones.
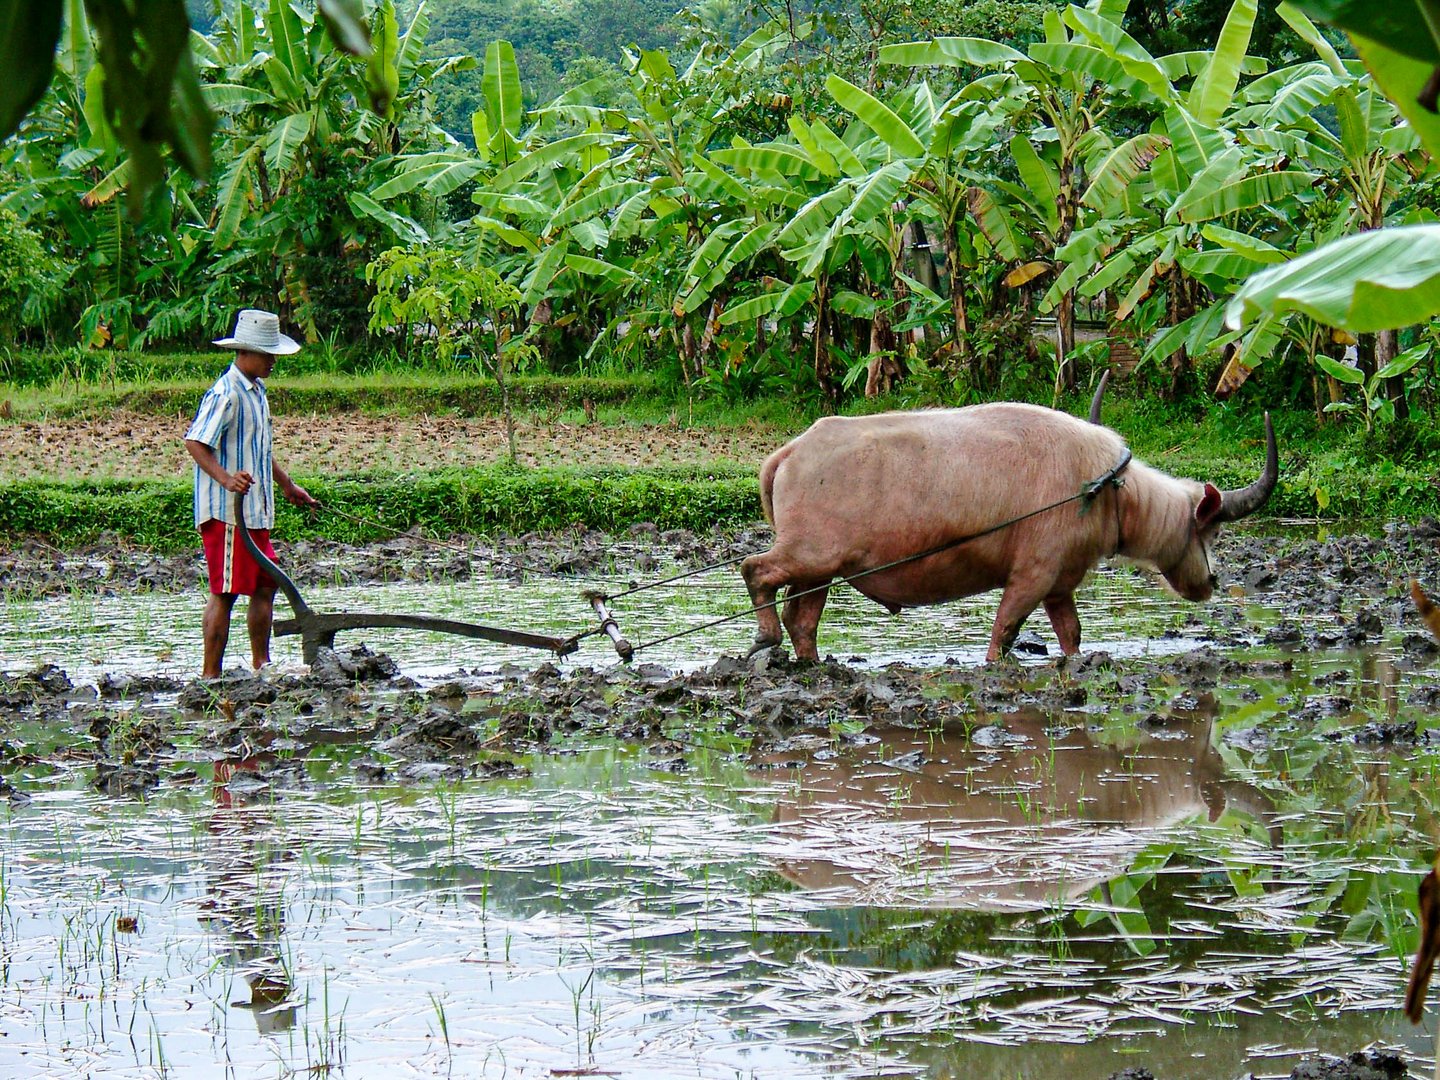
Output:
[1,0,1439,437]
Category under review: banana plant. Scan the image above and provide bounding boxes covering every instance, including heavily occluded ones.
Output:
[1315,340,1430,430]
[878,36,1027,386]
[1,0,197,345]
[890,6,1189,393]
[457,42,665,369]
[203,0,458,338]
[1111,0,1430,405]
[1226,1,1440,365]
[1023,0,1320,398]
[1215,7,1430,408]
[447,25,811,380]
[0,0,372,211]
[702,71,934,400]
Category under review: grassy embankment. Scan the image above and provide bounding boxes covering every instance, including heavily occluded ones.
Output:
[1,350,1437,551]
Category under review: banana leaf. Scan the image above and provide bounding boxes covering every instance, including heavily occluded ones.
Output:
[1226,224,1440,332]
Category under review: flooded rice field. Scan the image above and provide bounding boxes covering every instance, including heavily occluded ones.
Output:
[1,555,1211,683]
[3,524,1440,1078]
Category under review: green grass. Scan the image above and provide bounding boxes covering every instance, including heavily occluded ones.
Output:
[0,369,667,420]
[1099,396,1440,520]
[0,344,430,389]
[0,466,761,551]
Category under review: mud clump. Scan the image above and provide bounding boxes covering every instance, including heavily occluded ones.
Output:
[94,761,160,797]
[99,672,185,698]
[177,671,280,711]
[310,644,403,687]
[380,706,494,757]
[1284,1049,1407,1079]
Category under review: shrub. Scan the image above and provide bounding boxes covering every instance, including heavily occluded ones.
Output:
[0,209,65,343]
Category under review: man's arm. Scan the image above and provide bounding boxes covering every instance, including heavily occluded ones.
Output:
[186,439,253,493]
[274,461,318,507]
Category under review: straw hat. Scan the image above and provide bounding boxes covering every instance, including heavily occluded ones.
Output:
[213,309,301,355]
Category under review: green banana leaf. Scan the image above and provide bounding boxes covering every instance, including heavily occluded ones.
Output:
[1226,224,1440,332]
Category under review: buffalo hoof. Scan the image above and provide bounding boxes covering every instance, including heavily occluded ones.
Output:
[745,636,782,659]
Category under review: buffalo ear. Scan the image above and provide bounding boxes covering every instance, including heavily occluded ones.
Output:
[1195,483,1224,530]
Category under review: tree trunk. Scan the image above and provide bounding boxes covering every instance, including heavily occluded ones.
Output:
[491,322,517,464]
[1054,291,1075,397]
[1162,272,1196,401]
[1356,332,1376,381]
[1378,328,1409,420]
[680,320,697,385]
[1052,157,1078,394]
[937,224,971,376]
[813,279,837,407]
[906,220,941,352]
[865,301,901,398]
[698,296,724,370]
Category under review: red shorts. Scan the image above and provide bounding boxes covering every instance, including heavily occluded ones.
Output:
[200,520,277,596]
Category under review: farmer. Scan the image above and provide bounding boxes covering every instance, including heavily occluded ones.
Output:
[184,309,318,678]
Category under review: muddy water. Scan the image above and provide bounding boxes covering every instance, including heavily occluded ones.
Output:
[2,549,1440,1077]
[0,561,1218,681]
[1,703,1434,1079]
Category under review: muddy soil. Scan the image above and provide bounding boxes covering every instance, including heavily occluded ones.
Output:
[4,518,1440,774]
[0,410,783,481]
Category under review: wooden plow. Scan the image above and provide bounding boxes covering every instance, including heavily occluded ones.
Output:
[233,493,608,664]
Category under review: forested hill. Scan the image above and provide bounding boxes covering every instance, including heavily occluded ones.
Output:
[423,0,687,114]
[410,0,1310,143]
[189,0,1312,144]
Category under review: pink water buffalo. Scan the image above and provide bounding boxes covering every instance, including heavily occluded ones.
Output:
[741,398,1277,661]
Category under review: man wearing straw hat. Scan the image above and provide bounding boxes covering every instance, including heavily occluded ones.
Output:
[184,309,318,678]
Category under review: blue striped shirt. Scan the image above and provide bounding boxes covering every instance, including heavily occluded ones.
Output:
[185,364,274,528]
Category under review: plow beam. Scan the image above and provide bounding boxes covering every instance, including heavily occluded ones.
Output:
[233,494,579,664]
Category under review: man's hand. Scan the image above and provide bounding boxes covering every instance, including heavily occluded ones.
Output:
[225,470,255,494]
[284,482,318,508]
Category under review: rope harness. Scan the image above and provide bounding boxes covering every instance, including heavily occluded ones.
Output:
[301,450,1134,661]
[613,449,1133,657]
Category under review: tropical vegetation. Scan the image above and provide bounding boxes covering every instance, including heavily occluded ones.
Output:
[2,0,1439,433]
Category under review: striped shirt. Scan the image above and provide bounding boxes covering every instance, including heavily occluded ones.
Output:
[185,364,274,529]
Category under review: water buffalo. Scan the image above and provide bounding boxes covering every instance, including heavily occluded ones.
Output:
[741,396,1277,661]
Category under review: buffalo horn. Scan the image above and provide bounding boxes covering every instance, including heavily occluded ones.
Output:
[1217,412,1278,523]
[1088,369,1111,424]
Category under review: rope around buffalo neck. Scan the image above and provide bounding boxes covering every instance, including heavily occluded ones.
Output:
[619,447,1134,657]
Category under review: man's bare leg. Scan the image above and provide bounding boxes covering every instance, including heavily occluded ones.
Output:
[203,593,239,678]
[248,586,276,670]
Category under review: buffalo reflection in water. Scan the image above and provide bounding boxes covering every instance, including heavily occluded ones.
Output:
[755,709,1278,912]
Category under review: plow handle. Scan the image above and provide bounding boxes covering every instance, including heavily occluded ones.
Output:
[585,593,634,662]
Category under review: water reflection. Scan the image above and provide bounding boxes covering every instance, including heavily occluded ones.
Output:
[197,756,298,1035]
[0,734,1426,1078]
[758,713,1278,911]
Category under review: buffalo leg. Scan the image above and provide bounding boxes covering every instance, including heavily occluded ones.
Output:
[986,578,1051,661]
[782,581,831,661]
[741,552,786,655]
[1043,594,1082,654]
